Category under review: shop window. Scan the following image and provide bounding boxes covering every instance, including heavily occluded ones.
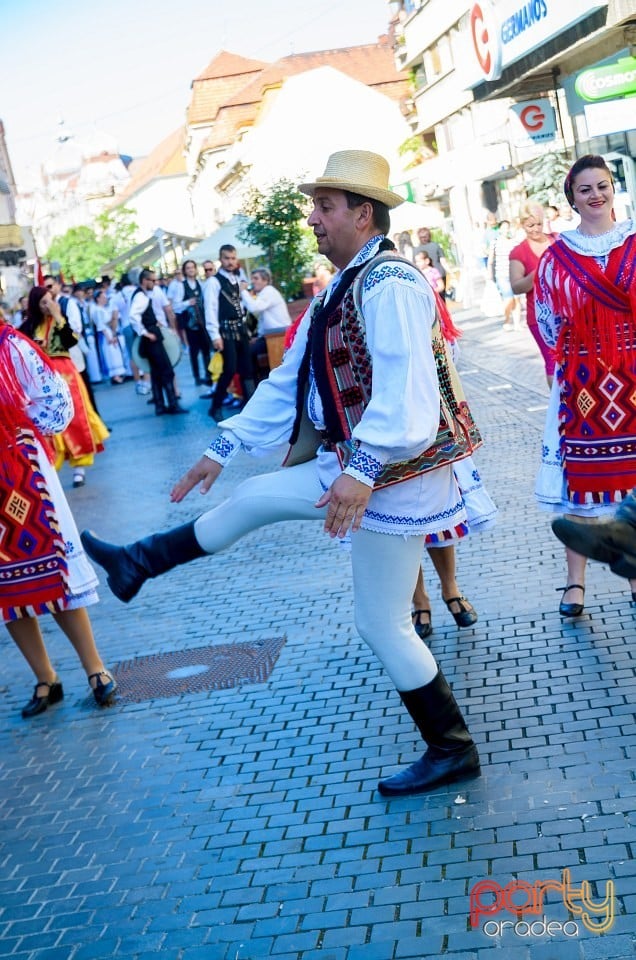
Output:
[410,61,428,89]
[423,35,452,82]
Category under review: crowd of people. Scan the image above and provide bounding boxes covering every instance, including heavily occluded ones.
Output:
[1,149,634,804]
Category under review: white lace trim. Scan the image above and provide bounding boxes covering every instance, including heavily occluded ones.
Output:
[558,219,636,257]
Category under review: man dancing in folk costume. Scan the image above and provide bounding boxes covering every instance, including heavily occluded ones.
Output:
[82,150,484,797]
[0,320,116,717]
[533,154,636,615]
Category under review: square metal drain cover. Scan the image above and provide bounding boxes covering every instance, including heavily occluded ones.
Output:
[111,638,286,703]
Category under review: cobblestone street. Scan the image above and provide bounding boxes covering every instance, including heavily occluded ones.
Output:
[1,308,634,960]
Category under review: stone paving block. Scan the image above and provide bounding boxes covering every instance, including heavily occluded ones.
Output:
[321,925,369,949]
[578,933,636,958]
[394,935,444,958]
[300,949,348,960]
[181,947,237,960]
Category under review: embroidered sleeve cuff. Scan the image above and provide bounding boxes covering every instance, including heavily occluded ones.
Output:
[344,445,387,487]
[204,431,242,466]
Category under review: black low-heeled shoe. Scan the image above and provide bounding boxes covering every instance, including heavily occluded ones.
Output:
[558,584,585,617]
[444,596,478,628]
[412,608,433,639]
[89,671,117,706]
[21,679,64,718]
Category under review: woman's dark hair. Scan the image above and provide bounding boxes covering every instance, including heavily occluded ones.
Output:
[181,258,197,272]
[344,191,391,236]
[564,154,613,208]
[21,286,48,340]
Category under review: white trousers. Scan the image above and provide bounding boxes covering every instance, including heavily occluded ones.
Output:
[194,460,438,691]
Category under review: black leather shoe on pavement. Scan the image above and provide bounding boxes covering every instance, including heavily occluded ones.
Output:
[378,743,480,797]
[444,596,478,627]
[378,670,480,797]
[412,609,433,639]
[21,679,64,718]
[89,671,117,706]
[558,584,585,617]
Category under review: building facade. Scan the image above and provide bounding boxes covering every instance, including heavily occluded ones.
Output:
[390,0,636,301]
[0,120,32,306]
[183,41,411,237]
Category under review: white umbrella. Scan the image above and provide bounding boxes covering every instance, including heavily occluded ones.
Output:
[187,215,264,263]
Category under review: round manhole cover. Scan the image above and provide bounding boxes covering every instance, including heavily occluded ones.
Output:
[166,664,211,679]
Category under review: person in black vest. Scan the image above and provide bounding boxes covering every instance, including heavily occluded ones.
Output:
[202,244,255,422]
[129,269,187,416]
[81,150,482,799]
[171,259,211,385]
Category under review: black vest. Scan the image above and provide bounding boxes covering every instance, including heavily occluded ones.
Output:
[182,279,204,330]
[216,273,246,339]
[133,287,158,330]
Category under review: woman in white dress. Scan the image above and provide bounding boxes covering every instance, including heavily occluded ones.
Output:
[93,289,127,383]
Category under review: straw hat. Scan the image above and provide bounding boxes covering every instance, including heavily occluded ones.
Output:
[299,150,404,209]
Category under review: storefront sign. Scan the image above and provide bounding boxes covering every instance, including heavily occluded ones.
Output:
[584,99,636,138]
[575,56,636,102]
[510,98,556,142]
[466,0,608,86]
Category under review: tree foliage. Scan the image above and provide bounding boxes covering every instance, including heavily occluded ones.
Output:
[525,151,572,206]
[46,206,138,280]
[238,179,312,298]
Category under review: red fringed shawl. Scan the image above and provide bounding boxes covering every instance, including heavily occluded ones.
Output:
[0,324,69,619]
[549,234,636,501]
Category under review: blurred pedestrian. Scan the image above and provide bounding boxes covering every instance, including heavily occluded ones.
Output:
[129,270,187,416]
[203,245,255,422]
[415,249,444,294]
[172,259,211,385]
[509,202,556,387]
[21,287,109,488]
[93,289,127,384]
[415,227,449,299]
[240,267,290,380]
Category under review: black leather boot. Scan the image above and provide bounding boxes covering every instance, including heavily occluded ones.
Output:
[81,522,206,602]
[552,490,636,577]
[152,379,166,415]
[378,670,480,797]
[241,377,256,404]
[165,381,188,415]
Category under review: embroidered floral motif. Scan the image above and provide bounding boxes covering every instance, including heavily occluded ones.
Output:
[348,449,383,480]
[209,434,237,462]
[364,501,466,525]
[351,235,384,268]
[363,263,418,292]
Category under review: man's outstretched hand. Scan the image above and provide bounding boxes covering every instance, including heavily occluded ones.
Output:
[170,456,222,502]
[316,473,372,538]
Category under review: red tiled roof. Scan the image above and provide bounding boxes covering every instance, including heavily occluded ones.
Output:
[187,50,267,126]
[196,39,407,152]
[202,104,255,152]
[114,127,186,204]
[193,50,268,82]
[225,38,405,109]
